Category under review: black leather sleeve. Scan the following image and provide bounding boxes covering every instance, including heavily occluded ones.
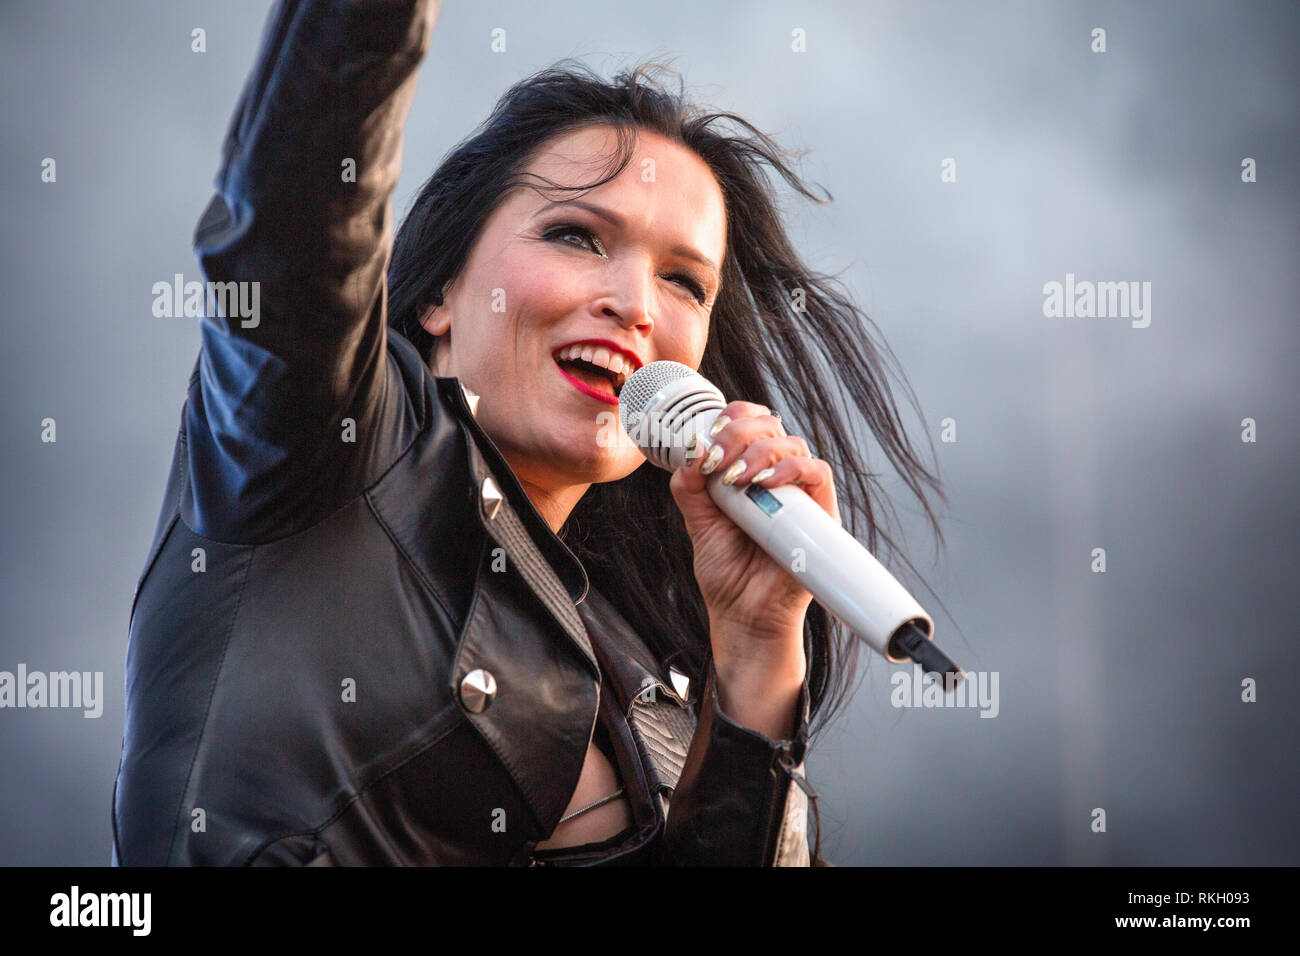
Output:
[183,0,439,543]
[661,658,815,866]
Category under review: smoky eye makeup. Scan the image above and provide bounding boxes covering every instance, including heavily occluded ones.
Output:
[541,222,710,305]
[542,222,605,255]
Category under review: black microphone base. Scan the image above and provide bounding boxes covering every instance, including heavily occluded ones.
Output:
[888,621,965,687]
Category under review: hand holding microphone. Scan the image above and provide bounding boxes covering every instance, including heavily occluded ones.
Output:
[620,360,963,684]
[669,398,839,644]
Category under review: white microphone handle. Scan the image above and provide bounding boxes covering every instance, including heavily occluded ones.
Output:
[705,468,930,663]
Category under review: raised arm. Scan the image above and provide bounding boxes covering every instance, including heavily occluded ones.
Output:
[184,0,441,543]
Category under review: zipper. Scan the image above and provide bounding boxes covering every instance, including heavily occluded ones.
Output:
[774,740,802,778]
[761,744,795,864]
[775,742,819,801]
[765,741,819,865]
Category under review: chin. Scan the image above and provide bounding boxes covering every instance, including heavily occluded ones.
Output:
[552,440,642,486]
[581,454,641,486]
[596,457,645,485]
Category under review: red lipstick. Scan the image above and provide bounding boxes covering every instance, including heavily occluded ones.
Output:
[554,359,620,405]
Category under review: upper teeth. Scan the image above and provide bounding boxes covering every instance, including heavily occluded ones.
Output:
[556,344,635,387]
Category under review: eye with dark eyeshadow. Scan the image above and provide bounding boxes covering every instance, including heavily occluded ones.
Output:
[543,223,709,305]
[672,273,709,305]
[545,223,606,256]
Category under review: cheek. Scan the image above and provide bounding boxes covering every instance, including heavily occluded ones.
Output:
[505,238,584,308]
[656,324,709,372]
[689,327,710,368]
[499,261,581,353]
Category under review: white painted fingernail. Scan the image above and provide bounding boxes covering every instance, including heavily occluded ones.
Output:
[750,467,776,484]
[708,415,731,438]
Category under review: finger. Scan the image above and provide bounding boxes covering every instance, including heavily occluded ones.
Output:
[673,448,710,497]
[714,434,812,487]
[747,454,840,523]
[694,409,790,478]
[700,400,782,443]
[670,453,730,532]
[717,400,775,424]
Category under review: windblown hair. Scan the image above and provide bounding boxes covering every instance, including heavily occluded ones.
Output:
[388,60,949,856]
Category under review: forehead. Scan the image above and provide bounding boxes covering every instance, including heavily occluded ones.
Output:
[520,125,726,266]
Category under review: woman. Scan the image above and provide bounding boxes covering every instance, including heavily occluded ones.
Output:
[113,0,945,866]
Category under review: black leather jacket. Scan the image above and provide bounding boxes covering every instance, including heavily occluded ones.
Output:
[111,0,814,866]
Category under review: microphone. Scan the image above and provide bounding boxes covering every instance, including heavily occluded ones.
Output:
[619,360,963,683]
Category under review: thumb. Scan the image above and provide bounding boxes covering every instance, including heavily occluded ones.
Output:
[668,449,724,535]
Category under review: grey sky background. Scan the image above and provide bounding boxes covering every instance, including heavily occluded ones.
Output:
[1,0,1296,865]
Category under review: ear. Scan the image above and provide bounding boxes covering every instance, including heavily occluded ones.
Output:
[418,301,451,337]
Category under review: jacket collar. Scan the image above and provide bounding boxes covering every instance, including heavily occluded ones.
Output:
[436,376,590,606]
[435,375,599,676]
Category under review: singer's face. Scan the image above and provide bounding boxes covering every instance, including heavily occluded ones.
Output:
[419,124,727,491]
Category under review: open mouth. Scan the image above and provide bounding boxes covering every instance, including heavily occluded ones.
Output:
[551,343,637,400]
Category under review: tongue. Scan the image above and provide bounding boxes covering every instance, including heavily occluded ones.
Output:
[558,359,614,395]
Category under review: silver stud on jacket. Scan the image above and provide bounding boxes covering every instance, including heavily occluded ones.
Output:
[459,669,497,713]
[480,476,504,520]
[460,383,480,417]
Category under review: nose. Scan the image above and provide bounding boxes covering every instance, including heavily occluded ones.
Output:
[594,260,655,335]
[601,303,652,337]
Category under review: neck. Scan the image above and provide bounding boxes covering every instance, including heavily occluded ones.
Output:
[508,465,590,535]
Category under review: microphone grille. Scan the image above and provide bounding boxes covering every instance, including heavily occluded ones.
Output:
[618,360,698,430]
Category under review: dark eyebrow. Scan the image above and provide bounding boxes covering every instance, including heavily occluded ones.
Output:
[534,199,720,279]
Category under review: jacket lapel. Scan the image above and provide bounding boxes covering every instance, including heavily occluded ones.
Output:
[578,587,689,713]
[438,377,597,673]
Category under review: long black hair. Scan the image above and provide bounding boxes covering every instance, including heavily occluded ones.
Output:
[389,57,949,786]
